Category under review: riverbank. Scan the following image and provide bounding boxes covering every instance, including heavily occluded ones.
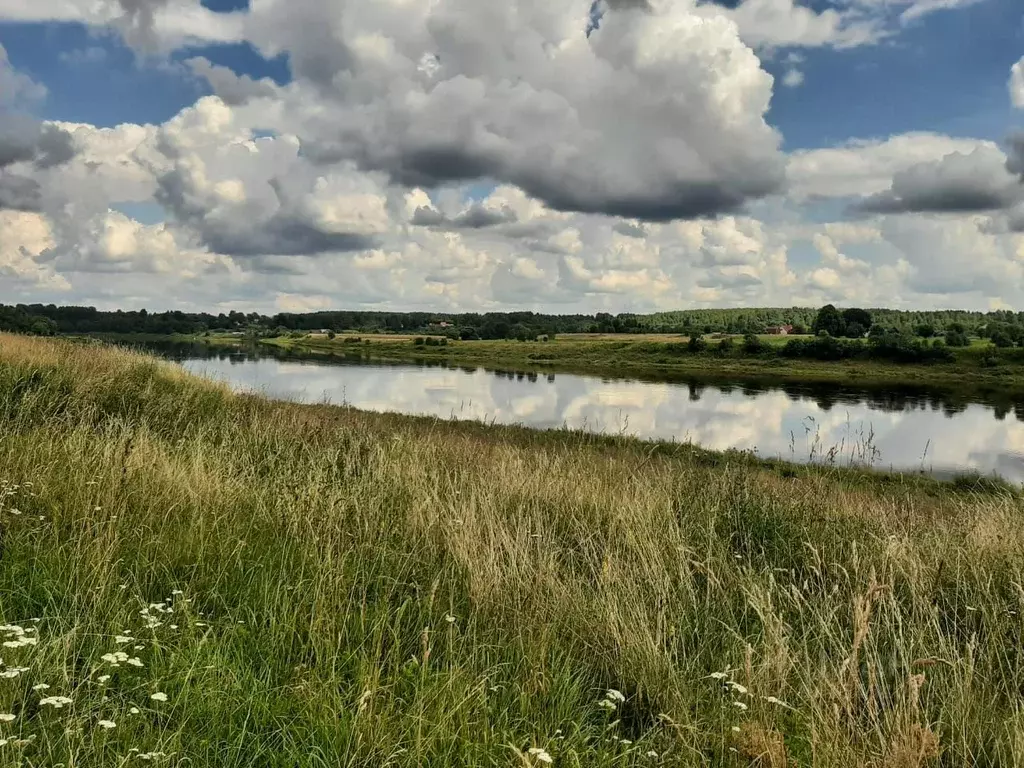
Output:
[254,332,1024,397]
[1,333,1022,765]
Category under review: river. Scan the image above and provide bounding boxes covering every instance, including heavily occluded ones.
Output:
[147,341,1024,483]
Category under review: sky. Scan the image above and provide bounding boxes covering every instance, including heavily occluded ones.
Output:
[1,0,1024,315]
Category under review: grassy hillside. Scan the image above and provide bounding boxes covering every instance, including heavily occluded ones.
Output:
[0,334,1023,766]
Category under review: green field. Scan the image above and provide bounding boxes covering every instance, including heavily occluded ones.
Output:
[1,334,1023,765]
[254,332,1024,397]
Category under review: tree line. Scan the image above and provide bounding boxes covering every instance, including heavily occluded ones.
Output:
[0,303,1022,346]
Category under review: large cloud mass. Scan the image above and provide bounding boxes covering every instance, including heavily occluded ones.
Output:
[245,0,785,220]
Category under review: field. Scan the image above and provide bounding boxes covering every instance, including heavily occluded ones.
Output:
[255,332,1024,397]
[1,334,1024,766]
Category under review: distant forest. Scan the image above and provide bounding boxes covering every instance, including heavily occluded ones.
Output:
[2,302,1024,345]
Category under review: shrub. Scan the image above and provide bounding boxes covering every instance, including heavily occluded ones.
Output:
[945,331,970,348]
[742,333,767,354]
[413,337,426,346]
[687,334,707,353]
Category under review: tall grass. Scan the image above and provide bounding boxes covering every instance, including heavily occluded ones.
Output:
[0,334,1022,766]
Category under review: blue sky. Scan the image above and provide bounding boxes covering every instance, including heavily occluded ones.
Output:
[1,0,1023,314]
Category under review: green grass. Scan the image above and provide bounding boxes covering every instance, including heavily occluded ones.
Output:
[1,334,1024,766]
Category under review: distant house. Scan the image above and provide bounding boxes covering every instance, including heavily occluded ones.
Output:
[765,324,794,335]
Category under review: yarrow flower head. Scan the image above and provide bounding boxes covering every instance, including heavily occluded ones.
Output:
[39,696,73,708]
[32,683,49,691]
[150,692,168,702]
[0,714,15,722]
[605,689,626,704]
[527,747,553,764]
[97,719,116,729]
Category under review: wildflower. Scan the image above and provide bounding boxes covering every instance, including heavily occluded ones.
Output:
[732,701,748,711]
[708,672,728,681]
[764,696,790,707]
[731,726,741,733]
[597,699,616,711]
[171,590,183,596]
[194,622,207,627]
[527,747,553,764]
[32,683,49,691]
[98,675,111,684]
[620,739,633,745]
[94,507,102,512]
[0,714,14,722]
[134,645,145,651]
[0,668,26,678]
[98,720,116,729]
[646,750,658,758]
[169,625,178,630]
[8,509,20,516]
[605,689,626,703]
[0,739,6,746]
[729,682,748,695]
[115,636,133,644]
[127,658,144,668]
[129,707,140,715]
[150,692,168,702]
[40,696,73,708]
[444,614,456,624]
[138,753,169,761]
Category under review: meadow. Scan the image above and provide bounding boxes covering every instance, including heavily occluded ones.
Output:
[0,333,1023,766]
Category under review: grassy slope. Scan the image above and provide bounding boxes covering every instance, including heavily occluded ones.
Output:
[1,335,1023,766]
[258,333,1024,396]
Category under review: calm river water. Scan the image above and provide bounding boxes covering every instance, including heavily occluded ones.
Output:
[150,342,1024,484]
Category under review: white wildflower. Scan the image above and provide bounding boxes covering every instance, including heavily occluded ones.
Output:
[40,696,73,708]
[764,696,789,707]
[620,739,633,745]
[708,672,728,681]
[126,658,144,668]
[729,682,748,695]
[0,714,14,722]
[605,689,626,703]
[527,747,553,764]
[731,726,741,733]
[597,699,616,711]
[98,675,111,684]
[150,692,168,702]
[171,590,183,596]
[97,720,116,729]
[32,683,49,691]
[129,707,140,715]
[646,751,658,758]
[134,645,145,651]
[0,739,6,746]
[733,701,748,711]
[115,636,133,644]
[444,614,456,624]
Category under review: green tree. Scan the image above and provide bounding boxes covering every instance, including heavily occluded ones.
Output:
[812,305,845,337]
[844,322,867,339]
[842,308,873,334]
